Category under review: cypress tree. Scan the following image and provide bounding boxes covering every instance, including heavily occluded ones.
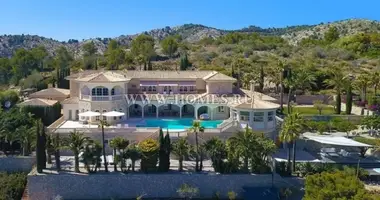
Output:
[55,134,61,171]
[41,124,47,168]
[36,120,43,173]
[147,60,153,70]
[346,85,353,115]
[164,130,171,171]
[158,129,166,172]
[180,54,190,71]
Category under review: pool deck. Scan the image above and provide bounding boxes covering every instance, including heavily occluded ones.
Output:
[57,118,225,132]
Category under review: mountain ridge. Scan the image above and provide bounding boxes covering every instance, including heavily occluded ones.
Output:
[0,18,379,57]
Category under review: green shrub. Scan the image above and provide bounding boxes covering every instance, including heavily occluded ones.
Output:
[139,138,159,173]
[0,172,27,200]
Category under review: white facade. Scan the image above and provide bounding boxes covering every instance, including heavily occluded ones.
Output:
[59,71,279,133]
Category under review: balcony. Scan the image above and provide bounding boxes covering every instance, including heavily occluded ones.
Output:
[81,95,124,101]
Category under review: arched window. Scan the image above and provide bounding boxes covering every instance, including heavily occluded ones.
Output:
[179,86,183,92]
[184,87,188,92]
[148,86,152,92]
[91,87,109,96]
[102,110,107,121]
[95,110,100,121]
[111,88,115,95]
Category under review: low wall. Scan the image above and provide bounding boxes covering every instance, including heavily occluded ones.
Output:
[28,173,283,200]
[302,115,364,124]
[0,156,35,172]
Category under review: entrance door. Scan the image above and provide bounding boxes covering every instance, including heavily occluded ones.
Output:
[68,110,72,120]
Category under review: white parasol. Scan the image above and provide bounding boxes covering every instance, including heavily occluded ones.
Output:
[102,111,125,117]
[78,111,101,117]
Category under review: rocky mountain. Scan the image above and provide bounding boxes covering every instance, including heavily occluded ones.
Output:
[0,19,379,57]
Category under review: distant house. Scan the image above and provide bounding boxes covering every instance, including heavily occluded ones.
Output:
[18,98,58,107]
[29,88,70,101]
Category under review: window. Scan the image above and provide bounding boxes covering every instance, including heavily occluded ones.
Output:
[111,88,115,95]
[95,110,100,121]
[218,106,225,113]
[184,87,188,92]
[190,86,195,92]
[92,87,109,96]
[102,110,107,121]
[240,111,250,121]
[75,110,79,120]
[179,86,183,92]
[132,84,136,88]
[119,109,123,119]
[142,87,146,92]
[254,112,264,122]
[268,111,274,121]
[152,86,156,92]
[148,86,152,92]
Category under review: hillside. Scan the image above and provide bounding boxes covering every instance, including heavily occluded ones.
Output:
[1,19,379,57]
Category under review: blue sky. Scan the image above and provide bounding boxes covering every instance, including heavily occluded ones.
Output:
[1,0,379,41]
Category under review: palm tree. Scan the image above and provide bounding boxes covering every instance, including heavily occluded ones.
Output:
[50,133,62,171]
[0,128,19,155]
[80,140,102,173]
[188,121,205,172]
[125,143,141,172]
[228,126,254,173]
[324,65,347,114]
[371,71,380,96]
[284,68,316,114]
[204,137,227,173]
[64,131,89,173]
[355,71,371,102]
[98,120,109,172]
[279,112,304,173]
[172,138,190,171]
[109,137,129,172]
[16,125,36,156]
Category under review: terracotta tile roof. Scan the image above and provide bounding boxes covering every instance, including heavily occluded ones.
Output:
[61,97,79,104]
[76,71,130,82]
[67,70,236,82]
[18,98,58,107]
[29,88,70,97]
[203,72,236,81]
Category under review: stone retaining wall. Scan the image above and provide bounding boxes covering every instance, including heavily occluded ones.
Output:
[0,156,35,172]
[28,173,283,200]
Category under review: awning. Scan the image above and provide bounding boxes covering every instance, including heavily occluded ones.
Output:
[140,81,157,86]
[304,135,372,147]
[158,82,178,86]
[179,81,196,86]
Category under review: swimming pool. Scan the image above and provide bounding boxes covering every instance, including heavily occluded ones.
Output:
[137,118,223,130]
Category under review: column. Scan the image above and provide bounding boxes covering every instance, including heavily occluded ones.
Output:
[142,105,144,118]
[210,107,214,120]
[264,112,268,129]
[179,105,182,118]
[194,106,198,119]
[156,108,159,118]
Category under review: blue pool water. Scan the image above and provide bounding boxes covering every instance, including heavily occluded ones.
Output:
[137,118,223,130]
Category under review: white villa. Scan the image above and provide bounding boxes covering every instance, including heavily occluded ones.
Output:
[48,70,279,142]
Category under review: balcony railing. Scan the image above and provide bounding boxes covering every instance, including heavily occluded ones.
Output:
[81,95,124,101]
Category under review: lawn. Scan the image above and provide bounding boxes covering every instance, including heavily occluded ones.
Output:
[283,106,336,115]
[353,136,380,146]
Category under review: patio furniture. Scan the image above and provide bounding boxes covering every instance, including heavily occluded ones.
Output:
[339,149,350,157]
